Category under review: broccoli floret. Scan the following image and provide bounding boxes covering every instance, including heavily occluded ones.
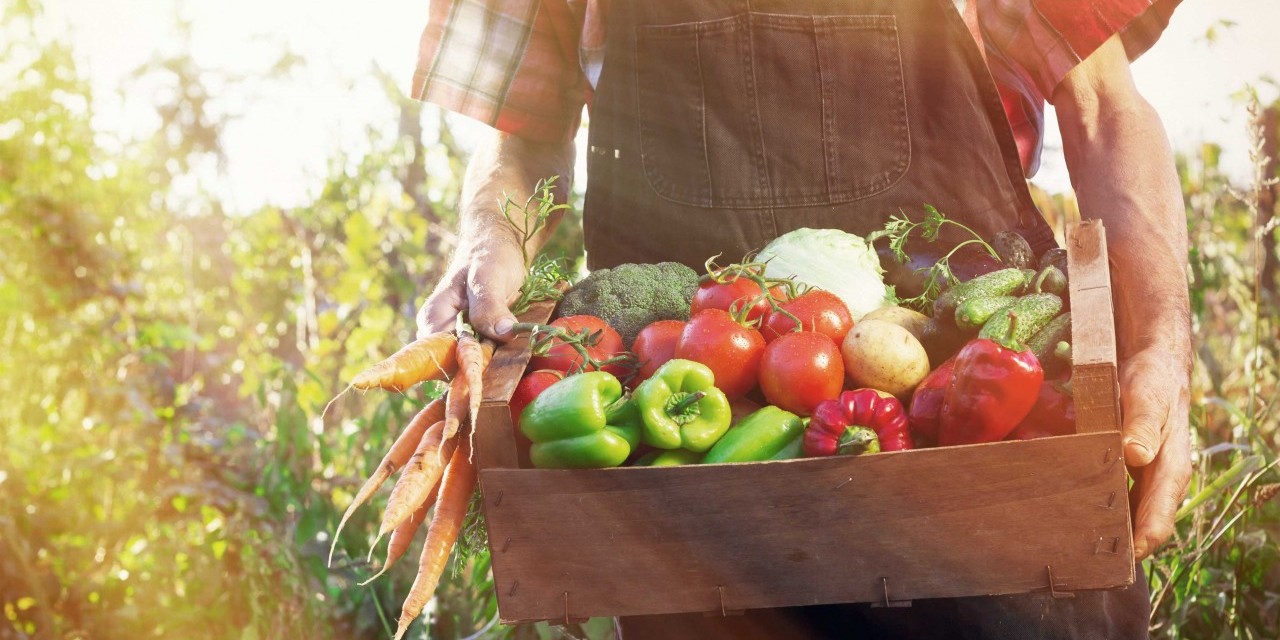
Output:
[556,261,700,346]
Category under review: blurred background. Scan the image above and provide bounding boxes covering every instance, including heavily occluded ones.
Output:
[1,0,1278,638]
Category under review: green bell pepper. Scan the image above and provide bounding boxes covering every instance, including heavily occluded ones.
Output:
[634,448,703,467]
[633,359,733,452]
[519,371,641,469]
[702,406,806,464]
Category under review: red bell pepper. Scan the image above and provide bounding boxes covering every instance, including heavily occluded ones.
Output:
[907,357,954,447]
[938,316,1043,446]
[1007,377,1075,440]
[805,388,913,456]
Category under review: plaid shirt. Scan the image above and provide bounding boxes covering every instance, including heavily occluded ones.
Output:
[411,0,1179,176]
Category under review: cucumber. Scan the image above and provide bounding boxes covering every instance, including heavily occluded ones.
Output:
[1027,312,1072,375]
[1027,312,1072,362]
[933,268,1035,318]
[954,295,1017,331]
[979,293,1063,346]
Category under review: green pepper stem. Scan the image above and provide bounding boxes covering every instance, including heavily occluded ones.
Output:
[668,391,705,414]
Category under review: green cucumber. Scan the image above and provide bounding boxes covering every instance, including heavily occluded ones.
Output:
[955,295,1017,331]
[1027,312,1072,375]
[1027,312,1072,362]
[933,268,1035,318]
[979,293,1063,347]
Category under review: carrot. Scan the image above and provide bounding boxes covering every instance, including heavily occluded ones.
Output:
[352,332,459,392]
[440,333,493,450]
[374,419,458,550]
[359,484,438,586]
[392,435,478,640]
[328,399,445,567]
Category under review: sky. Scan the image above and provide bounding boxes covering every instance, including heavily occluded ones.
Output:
[43,0,1280,212]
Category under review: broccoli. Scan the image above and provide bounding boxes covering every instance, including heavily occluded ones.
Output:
[555,261,700,346]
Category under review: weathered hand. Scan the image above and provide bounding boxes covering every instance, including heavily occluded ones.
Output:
[1119,345,1192,560]
[416,237,526,341]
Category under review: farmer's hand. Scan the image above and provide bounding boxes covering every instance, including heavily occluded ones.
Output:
[415,130,575,342]
[416,235,526,341]
[1118,343,1192,560]
[1052,34,1195,560]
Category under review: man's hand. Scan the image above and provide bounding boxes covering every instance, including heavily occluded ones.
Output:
[417,237,526,341]
[415,130,575,341]
[1119,345,1192,559]
[1054,34,1193,559]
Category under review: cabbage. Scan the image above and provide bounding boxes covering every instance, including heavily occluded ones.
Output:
[756,228,893,320]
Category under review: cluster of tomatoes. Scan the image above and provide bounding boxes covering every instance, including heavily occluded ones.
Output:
[512,268,857,420]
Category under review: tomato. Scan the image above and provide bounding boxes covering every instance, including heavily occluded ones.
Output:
[673,309,765,399]
[631,320,685,385]
[690,275,788,324]
[759,331,845,416]
[528,315,628,377]
[509,369,565,429]
[762,290,854,344]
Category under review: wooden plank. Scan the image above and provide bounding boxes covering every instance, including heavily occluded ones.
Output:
[1066,221,1117,368]
[476,300,555,470]
[482,432,1134,623]
[1066,221,1121,433]
[480,300,556,405]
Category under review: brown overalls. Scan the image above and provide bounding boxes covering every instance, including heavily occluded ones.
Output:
[581,0,1150,637]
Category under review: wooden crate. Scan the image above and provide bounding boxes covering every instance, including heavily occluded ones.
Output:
[475,220,1132,624]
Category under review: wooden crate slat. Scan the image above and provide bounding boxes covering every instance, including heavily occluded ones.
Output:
[481,432,1133,623]
[1066,221,1121,432]
[477,300,556,471]
[480,300,556,406]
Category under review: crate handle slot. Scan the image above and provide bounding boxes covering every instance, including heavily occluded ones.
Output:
[1093,536,1121,555]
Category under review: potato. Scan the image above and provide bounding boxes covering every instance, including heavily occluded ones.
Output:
[841,319,931,399]
[861,305,930,341]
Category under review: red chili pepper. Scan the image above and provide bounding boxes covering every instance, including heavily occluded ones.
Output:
[938,315,1044,446]
[907,357,955,448]
[805,388,913,456]
[1007,377,1075,440]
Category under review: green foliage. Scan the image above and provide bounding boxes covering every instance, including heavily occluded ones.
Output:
[1145,97,1280,639]
[2,1,1277,639]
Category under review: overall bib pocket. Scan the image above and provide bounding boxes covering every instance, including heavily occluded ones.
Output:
[635,13,910,209]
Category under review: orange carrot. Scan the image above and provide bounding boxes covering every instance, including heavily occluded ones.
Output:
[328,399,445,567]
[441,333,493,448]
[351,332,458,392]
[392,435,478,640]
[359,484,438,586]
[374,420,458,549]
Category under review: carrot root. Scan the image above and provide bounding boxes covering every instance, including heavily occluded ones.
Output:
[327,399,445,567]
[320,383,353,425]
[352,332,459,392]
[359,486,437,586]
[379,421,458,539]
[392,436,478,640]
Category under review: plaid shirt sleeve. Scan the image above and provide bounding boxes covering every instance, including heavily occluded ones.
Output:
[981,0,1182,102]
[411,0,587,142]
